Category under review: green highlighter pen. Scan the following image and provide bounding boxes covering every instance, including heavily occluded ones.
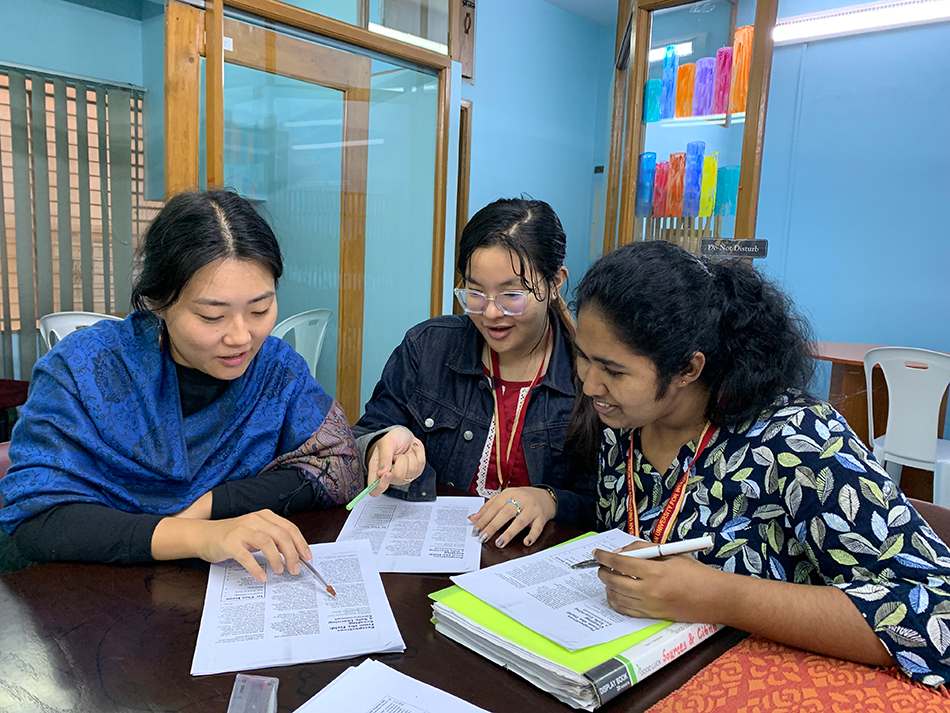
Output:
[345,475,383,511]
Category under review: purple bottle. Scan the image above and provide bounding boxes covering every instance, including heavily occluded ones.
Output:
[693,57,715,117]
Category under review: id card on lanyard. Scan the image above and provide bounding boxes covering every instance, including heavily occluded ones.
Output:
[627,422,715,544]
[487,326,552,489]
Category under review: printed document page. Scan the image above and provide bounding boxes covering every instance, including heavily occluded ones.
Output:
[337,496,482,573]
[191,539,404,675]
[297,658,490,712]
[451,529,659,651]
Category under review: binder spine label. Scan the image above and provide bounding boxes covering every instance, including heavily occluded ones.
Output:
[583,622,721,707]
[585,659,634,706]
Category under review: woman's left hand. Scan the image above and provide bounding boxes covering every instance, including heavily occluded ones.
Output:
[469,487,556,549]
[593,541,725,623]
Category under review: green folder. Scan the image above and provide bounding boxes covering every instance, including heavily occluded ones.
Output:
[429,532,673,675]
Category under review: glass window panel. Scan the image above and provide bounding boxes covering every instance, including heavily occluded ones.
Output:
[201,18,438,412]
[276,0,450,49]
[362,58,436,407]
[221,64,344,394]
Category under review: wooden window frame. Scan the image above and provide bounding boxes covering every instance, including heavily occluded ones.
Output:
[166,0,453,418]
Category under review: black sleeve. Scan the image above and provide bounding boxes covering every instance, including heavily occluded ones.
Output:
[13,503,163,564]
[210,467,334,519]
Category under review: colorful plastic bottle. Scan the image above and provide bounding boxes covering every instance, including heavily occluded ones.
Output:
[653,161,670,217]
[667,152,686,217]
[712,46,733,115]
[675,63,695,119]
[684,142,705,217]
[635,152,657,217]
[693,57,715,117]
[660,45,678,120]
[730,26,754,114]
[699,152,718,217]
[643,79,661,123]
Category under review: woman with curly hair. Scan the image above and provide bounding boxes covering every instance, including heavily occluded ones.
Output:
[572,240,950,686]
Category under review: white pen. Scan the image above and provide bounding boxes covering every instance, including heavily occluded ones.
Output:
[570,535,714,569]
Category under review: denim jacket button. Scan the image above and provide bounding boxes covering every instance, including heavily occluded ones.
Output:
[463,430,474,441]
[424,417,435,428]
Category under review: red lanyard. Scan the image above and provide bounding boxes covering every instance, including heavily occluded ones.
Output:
[627,422,715,543]
[487,326,551,490]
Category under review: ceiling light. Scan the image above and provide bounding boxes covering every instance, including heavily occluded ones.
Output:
[773,0,950,44]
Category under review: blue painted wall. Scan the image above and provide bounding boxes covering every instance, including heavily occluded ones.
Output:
[0,0,143,86]
[757,21,950,359]
[460,0,609,288]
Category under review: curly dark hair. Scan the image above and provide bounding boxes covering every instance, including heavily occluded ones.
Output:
[567,241,815,464]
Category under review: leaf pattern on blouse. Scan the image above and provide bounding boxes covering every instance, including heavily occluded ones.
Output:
[596,390,950,686]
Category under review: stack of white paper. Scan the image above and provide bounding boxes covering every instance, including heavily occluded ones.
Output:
[336,495,482,573]
[451,530,659,650]
[434,530,721,709]
[191,540,404,676]
[297,658,490,712]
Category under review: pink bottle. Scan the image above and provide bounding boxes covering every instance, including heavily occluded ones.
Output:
[712,46,733,115]
[653,161,670,217]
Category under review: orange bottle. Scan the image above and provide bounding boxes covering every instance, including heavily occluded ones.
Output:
[675,63,695,119]
[730,25,754,114]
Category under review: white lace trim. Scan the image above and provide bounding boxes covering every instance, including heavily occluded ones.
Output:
[473,384,531,497]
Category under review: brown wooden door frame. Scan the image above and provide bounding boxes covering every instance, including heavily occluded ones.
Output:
[166,1,452,419]
[452,98,472,315]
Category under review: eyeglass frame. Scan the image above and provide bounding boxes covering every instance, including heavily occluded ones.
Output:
[453,287,534,316]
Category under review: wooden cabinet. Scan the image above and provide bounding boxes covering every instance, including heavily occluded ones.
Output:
[604,0,778,254]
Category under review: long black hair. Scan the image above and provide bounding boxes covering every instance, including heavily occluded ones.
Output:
[131,190,283,313]
[457,198,575,360]
[567,241,815,463]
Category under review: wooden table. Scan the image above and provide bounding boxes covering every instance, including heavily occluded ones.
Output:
[813,342,948,502]
[0,490,745,713]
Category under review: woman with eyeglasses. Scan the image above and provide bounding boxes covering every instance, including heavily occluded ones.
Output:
[353,198,595,547]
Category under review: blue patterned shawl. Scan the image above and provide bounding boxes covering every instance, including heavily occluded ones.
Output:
[0,311,353,532]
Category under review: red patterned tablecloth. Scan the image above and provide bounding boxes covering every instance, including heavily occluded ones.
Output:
[647,636,950,713]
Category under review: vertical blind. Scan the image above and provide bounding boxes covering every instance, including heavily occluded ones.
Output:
[0,66,161,380]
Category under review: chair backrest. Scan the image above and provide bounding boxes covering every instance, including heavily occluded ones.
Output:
[865,347,950,471]
[39,311,122,351]
[271,309,333,380]
[909,497,950,547]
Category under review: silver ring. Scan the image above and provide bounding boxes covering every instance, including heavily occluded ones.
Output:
[506,498,522,515]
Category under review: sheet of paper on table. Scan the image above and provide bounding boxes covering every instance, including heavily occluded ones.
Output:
[451,529,660,651]
[296,658,490,712]
[336,495,482,573]
[191,539,404,676]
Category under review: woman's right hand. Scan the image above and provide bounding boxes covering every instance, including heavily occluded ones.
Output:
[153,509,311,582]
[366,426,426,496]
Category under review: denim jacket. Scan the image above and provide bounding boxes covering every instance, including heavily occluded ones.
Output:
[354,315,596,531]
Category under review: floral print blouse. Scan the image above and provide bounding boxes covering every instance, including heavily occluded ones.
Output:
[596,390,950,686]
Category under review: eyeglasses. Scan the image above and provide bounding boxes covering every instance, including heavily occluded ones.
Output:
[454,288,529,316]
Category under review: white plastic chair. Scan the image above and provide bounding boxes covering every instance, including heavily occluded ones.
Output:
[864,347,950,506]
[38,311,123,351]
[271,309,333,380]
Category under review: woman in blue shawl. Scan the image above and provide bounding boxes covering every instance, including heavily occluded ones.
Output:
[0,190,364,581]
